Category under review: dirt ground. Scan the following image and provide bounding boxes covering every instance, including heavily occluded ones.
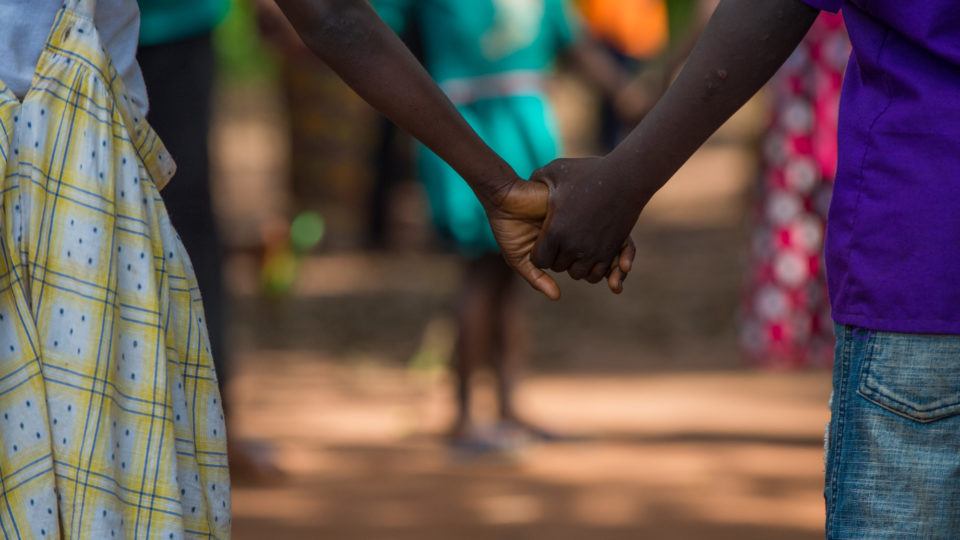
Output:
[224,244,832,540]
[229,358,829,540]
[213,82,832,539]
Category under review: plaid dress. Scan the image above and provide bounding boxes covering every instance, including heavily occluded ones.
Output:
[0,0,230,538]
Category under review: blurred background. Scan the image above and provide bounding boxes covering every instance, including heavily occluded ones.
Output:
[140,0,848,537]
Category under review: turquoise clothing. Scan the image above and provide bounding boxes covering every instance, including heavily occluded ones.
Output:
[138,0,230,46]
[374,0,579,257]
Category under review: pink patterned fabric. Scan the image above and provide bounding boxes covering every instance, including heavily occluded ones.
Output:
[741,14,849,369]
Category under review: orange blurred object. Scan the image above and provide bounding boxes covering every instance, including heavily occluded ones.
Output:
[577,0,669,59]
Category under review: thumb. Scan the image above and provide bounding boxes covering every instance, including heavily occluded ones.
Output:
[513,255,561,301]
[501,180,549,220]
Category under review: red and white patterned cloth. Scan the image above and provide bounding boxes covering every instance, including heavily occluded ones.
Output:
[741,13,849,369]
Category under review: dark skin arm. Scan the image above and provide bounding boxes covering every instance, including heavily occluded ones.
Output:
[555,38,650,289]
[531,0,819,282]
[272,0,567,298]
[273,0,517,205]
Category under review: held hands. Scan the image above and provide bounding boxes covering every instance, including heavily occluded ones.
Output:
[489,176,636,300]
[529,157,645,287]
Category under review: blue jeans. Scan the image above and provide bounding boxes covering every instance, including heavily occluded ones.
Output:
[826,325,960,538]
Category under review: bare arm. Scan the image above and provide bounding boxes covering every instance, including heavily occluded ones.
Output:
[273,0,518,205]
[531,0,819,280]
[271,0,573,298]
[606,0,817,201]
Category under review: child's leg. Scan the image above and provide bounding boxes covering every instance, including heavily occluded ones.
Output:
[450,254,504,440]
[490,265,558,440]
[491,262,523,424]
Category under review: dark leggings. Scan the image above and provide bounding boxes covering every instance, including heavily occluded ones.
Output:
[138,34,230,408]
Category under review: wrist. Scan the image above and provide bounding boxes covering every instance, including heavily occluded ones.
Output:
[476,170,524,210]
[597,152,658,211]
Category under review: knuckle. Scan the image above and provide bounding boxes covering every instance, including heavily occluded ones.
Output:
[570,243,590,257]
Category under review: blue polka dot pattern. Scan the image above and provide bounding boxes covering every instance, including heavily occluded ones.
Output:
[0,1,230,538]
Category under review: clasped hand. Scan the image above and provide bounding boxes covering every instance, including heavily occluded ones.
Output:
[489,157,639,300]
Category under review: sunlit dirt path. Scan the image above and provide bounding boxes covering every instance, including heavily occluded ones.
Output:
[228,349,829,540]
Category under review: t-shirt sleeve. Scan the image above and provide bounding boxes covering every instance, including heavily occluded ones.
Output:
[799,0,842,13]
[547,0,582,52]
[370,0,414,35]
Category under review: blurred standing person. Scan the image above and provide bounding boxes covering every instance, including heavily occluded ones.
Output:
[372,0,631,452]
[740,13,849,368]
[137,0,282,480]
[576,0,668,150]
[259,0,381,256]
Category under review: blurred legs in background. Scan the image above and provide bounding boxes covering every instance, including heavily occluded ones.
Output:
[596,48,644,151]
[451,255,552,452]
[365,0,588,452]
[365,119,402,249]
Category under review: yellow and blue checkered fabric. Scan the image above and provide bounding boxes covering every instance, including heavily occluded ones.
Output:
[0,0,230,538]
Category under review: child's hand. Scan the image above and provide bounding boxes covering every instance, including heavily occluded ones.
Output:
[607,237,636,294]
[530,157,645,284]
[486,181,562,300]
[489,179,636,298]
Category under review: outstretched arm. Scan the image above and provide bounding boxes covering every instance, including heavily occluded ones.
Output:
[531,0,819,282]
[272,0,563,298]
[274,0,516,204]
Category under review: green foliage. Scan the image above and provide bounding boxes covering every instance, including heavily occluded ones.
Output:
[213,0,278,82]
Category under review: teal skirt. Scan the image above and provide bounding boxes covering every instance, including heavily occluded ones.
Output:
[418,94,561,258]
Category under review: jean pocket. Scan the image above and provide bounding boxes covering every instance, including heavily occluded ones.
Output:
[857,331,960,423]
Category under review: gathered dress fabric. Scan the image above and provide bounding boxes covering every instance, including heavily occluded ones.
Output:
[0,0,230,537]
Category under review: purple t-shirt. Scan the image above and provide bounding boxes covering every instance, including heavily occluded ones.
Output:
[801,0,960,333]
